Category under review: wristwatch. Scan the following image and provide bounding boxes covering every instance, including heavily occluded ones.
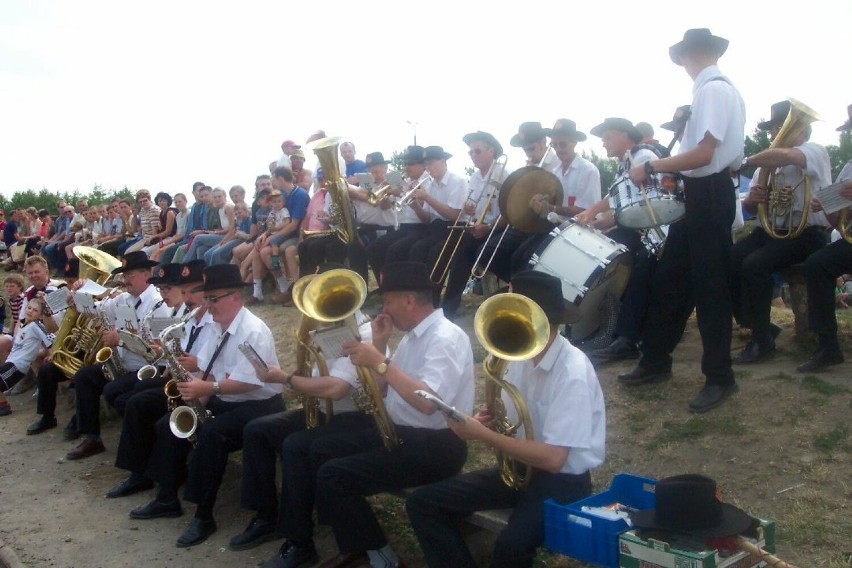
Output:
[375,357,391,375]
[644,161,656,176]
[212,381,221,396]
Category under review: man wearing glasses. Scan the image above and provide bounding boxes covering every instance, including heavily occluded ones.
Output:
[514,121,559,170]
[543,118,601,219]
[129,264,284,549]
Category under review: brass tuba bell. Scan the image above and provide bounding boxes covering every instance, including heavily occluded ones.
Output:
[309,136,359,244]
[474,292,550,490]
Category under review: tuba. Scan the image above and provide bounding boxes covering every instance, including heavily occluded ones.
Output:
[306,137,359,244]
[474,292,550,490]
[756,98,821,239]
[51,246,122,378]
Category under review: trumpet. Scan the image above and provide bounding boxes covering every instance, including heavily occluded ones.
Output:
[430,154,507,284]
[393,175,433,212]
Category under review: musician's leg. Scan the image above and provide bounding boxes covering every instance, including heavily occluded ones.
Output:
[144,413,191,503]
[35,362,63,420]
[730,229,765,328]
[441,235,480,319]
[510,232,548,274]
[74,364,109,438]
[805,240,852,355]
[103,371,140,416]
[115,387,168,475]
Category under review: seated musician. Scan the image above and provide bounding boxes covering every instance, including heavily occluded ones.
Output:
[296,261,473,568]
[347,151,398,282]
[733,100,832,364]
[234,266,376,558]
[106,260,214,499]
[62,251,172,460]
[407,271,605,568]
[129,264,284,549]
[798,104,852,372]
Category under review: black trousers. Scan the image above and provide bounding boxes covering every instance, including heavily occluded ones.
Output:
[406,468,592,568]
[75,365,140,436]
[368,224,425,280]
[607,227,654,343]
[298,235,348,276]
[442,233,487,318]
[384,225,430,266]
[313,425,467,553]
[514,232,549,273]
[279,412,374,547]
[114,387,169,474]
[639,171,736,386]
[36,362,66,419]
[146,394,284,513]
[805,239,852,352]
[731,225,828,344]
[474,227,532,283]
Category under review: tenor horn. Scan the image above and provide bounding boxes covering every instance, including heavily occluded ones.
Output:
[474,292,550,490]
[310,136,359,244]
[756,98,820,239]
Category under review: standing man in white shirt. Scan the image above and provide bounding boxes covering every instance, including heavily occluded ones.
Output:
[732,100,832,364]
[624,28,746,413]
[407,271,606,567]
[308,262,474,568]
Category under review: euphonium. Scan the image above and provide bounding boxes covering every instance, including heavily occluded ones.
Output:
[309,136,359,244]
[474,292,550,490]
[756,98,821,240]
[51,246,121,378]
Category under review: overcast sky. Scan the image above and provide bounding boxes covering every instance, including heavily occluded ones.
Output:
[1,0,850,199]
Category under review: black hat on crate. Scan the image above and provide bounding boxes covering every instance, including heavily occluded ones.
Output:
[629,474,753,538]
[402,145,426,165]
[590,118,643,144]
[661,105,692,131]
[147,263,183,286]
[758,100,791,131]
[462,131,503,158]
[365,152,392,167]
[176,260,206,286]
[510,271,579,324]
[423,146,453,161]
[112,251,159,275]
[545,119,587,141]
[378,262,438,293]
[510,122,549,147]
[191,264,253,293]
[669,28,729,65]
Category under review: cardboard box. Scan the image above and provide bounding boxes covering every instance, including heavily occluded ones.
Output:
[618,518,776,568]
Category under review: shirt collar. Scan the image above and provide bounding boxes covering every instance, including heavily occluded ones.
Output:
[408,308,445,339]
[534,334,566,372]
[692,64,723,94]
[218,306,249,336]
[135,284,158,305]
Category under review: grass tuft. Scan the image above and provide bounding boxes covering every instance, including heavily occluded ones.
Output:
[814,425,850,453]
[800,375,850,396]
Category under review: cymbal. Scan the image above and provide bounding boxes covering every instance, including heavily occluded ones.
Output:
[498,166,564,233]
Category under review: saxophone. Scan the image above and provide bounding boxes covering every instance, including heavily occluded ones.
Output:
[161,308,211,443]
[94,305,126,381]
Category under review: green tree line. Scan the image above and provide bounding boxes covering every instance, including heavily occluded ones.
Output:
[0,186,135,215]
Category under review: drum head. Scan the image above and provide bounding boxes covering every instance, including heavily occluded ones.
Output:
[498,166,563,233]
[617,198,685,229]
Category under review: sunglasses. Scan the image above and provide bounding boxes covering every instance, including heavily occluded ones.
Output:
[203,292,232,304]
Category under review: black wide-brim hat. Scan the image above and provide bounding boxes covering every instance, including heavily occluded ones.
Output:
[378,262,438,293]
[510,271,580,324]
[545,118,587,141]
[402,145,426,164]
[365,152,392,167]
[147,263,183,286]
[630,474,753,539]
[661,105,692,131]
[837,104,852,131]
[191,264,253,293]
[758,100,792,131]
[462,131,503,158]
[176,259,207,286]
[112,251,159,275]
[669,28,729,65]
[510,122,548,147]
[590,118,643,144]
[423,146,452,161]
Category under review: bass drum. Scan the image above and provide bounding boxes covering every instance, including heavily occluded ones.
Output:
[528,221,632,341]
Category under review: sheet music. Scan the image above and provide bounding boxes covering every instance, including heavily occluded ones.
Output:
[118,330,155,359]
[77,280,108,296]
[385,170,403,190]
[816,181,852,214]
[238,342,269,372]
[114,304,139,332]
[355,173,375,190]
[72,292,96,315]
[45,288,71,314]
[310,323,359,359]
[149,317,183,337]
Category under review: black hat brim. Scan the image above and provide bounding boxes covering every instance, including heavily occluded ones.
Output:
[112,258,159,275]
[590,120,643,144]
[630,503,753,539]
[757,119,784,131]
[837,119,852,132]
[669,35,729,65]
[463,132,504,158]
[544,128,587,142]
[190,281,253,293]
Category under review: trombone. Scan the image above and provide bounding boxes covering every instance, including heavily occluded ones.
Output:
[430,154,508,284]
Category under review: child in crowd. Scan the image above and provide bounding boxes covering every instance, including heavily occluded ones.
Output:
[0,298,53,416]
[4,274,25,335]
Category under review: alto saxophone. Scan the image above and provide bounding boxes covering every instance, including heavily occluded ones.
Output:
[94,305,126,381]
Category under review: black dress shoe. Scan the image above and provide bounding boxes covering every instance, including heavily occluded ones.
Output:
[797,348,844,373]
[617,364,671,386]
[176,516,218,548]
[130,499,183,519]
[106,474,154,499]
[688,384,739,413]
[733,340,775,364]
[66,438,106,460]
[228,516,279,551]
[589,337,640,364]
[261,542,319,568]
[63,416,80,441]
[317,551,369,568]
[27,416,58,435]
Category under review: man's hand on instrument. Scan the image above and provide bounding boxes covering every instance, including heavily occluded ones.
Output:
[811,197,824,213]
[628,164,649,187]
[746,184,769,205]
[469,223,490,239]
[445,407,490,440]
[341,340,384,369]
[841,181,852,200]
[177,353,199,372]
[529,194,550,218]
[413,188,428,202]
[176,377,210,401]
[574,210,594,226]
[102,328,120,347]
[463,201,476,216]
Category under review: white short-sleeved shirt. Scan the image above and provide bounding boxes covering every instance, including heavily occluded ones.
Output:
[424,171,468,222]
[7,321,53,372]
[196,306,283,402]
[681,66,746,177]
[550,155,601,210]
[383,308,475,429]
[749,141,832,229]
[320,319,373,414]
[502,335,606,475]
[397,172,432,225]
[272,207,291,229]
[100,284,171,372]
[180,310,215,354]
[354,199,397,227]
[464,163,510,226]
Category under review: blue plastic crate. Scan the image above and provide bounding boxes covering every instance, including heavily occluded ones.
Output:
[544,473,657,567]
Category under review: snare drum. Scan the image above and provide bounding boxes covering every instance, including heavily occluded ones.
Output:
[611,174,685,229]
[528,220,632,341]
